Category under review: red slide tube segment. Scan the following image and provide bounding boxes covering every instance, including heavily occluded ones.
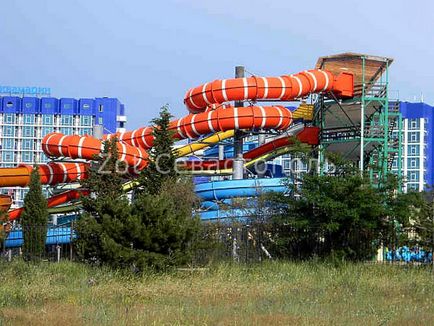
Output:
[184,69,354,113]
[42,133,148,170]
[0,162,88,187]
[0,195,12,212]
[8,189,89,221]
[181,127,320,170]
[106,105,292,150]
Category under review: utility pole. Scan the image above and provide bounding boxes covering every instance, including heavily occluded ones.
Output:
[232,66,245,180]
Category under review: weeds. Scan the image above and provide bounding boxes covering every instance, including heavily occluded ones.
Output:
[0,260,433,325]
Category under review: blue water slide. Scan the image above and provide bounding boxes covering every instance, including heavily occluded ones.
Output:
[195,178,287,201]
[200,208,253,222]
[4,227,74,248]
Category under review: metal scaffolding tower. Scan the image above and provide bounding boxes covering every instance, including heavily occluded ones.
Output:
[314,53,403,188]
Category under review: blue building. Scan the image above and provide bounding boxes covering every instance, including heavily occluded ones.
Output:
[0,96,127,206]
[391,102,434,192]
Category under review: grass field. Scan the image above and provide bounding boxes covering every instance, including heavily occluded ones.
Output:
[0,260,433,325]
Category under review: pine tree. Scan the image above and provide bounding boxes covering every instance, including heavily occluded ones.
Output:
[139,105,177,195]
[76,137,133,265]
[21,167,48,261]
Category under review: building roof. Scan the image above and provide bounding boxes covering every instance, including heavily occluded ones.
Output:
[315,52,393,96]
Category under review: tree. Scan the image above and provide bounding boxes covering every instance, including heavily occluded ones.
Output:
[132,105,201,270]
[77,108,201,271]
[139,105,177,195]
[75,137,133,265]
[266,156,419,262]
[21,167,48,261]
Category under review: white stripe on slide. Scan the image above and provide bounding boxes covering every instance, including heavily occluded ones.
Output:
[259,106,267,129]
[189,89,201,109]
[120,142,126,162]
[43,134,56,155]
[305,70,318,92]
[47,164,54,185]
[320,70,330,91]
[176,119,186,139]
[278,77,286,99]
[292,75,303,97]
[234,107,239,129]
[134,147,142,169]
[74,163,81,180]
[77,137,85,158]
[202,83,211,105]
[190,115,201,136]
[131,129,137,147]
[59,163,68,183]
[262,77,269,99]
[243,77,248,99]
[142,127,152,148]
[275,107,283,129]
[221,80,229,102]
[207,111,216,133]
[58,135,67,156]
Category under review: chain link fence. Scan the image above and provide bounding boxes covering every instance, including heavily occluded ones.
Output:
[1,222,433,265]
[1,223,76,262]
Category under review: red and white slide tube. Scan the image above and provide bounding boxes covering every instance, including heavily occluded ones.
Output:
[42,133,148,171]
[8,189,89,221]
[0,162,88,187]
[184,69,354,113]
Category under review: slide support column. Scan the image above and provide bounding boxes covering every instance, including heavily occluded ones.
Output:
[233,65,245,180]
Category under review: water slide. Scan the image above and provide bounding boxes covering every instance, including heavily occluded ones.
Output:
[196,178,287,221]
[0,69,353,226]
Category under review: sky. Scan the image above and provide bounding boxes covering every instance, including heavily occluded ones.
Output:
[1,0,433,129]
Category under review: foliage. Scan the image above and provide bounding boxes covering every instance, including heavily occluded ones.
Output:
[76,137,133,266]
[21,167,48,261]
[77,107,201,271]
[139,105,177,195]
[266,156,422,261]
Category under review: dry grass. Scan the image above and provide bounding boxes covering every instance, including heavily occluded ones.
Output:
[0,260,433,325]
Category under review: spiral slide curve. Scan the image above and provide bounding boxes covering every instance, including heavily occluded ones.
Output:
[1,68,353,223]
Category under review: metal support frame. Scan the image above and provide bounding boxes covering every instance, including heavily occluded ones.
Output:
[232,66,245,180]
[316,56,403,189]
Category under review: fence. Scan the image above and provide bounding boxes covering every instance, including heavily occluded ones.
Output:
[1,222,433,265]
[1,223,75,262]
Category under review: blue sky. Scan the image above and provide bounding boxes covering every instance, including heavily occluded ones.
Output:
[1,0,433,129]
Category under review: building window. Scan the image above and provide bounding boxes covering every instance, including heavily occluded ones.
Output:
[4,114,15,124]
[408,171,420,182]
[80,115,92,126]
[408,119,420,130]
[408,145,420,156]
[23,114,34,125]
[2,151,14,162]
[408,132,420,143]
[2,139,14,150]
[22,139,33,150]
[43,115,54,125]
[407,158,420,169]
[22,152,34,163]
[98,104,103,112]
[98,117,103,125]
[42,127,54,137]
[60,115,73,126]
[60,127,73,135]
[408,183,419,191]
[23,126,34,137]
[3,126,14,137]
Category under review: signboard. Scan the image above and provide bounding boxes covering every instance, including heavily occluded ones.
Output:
[0,86,51,96]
